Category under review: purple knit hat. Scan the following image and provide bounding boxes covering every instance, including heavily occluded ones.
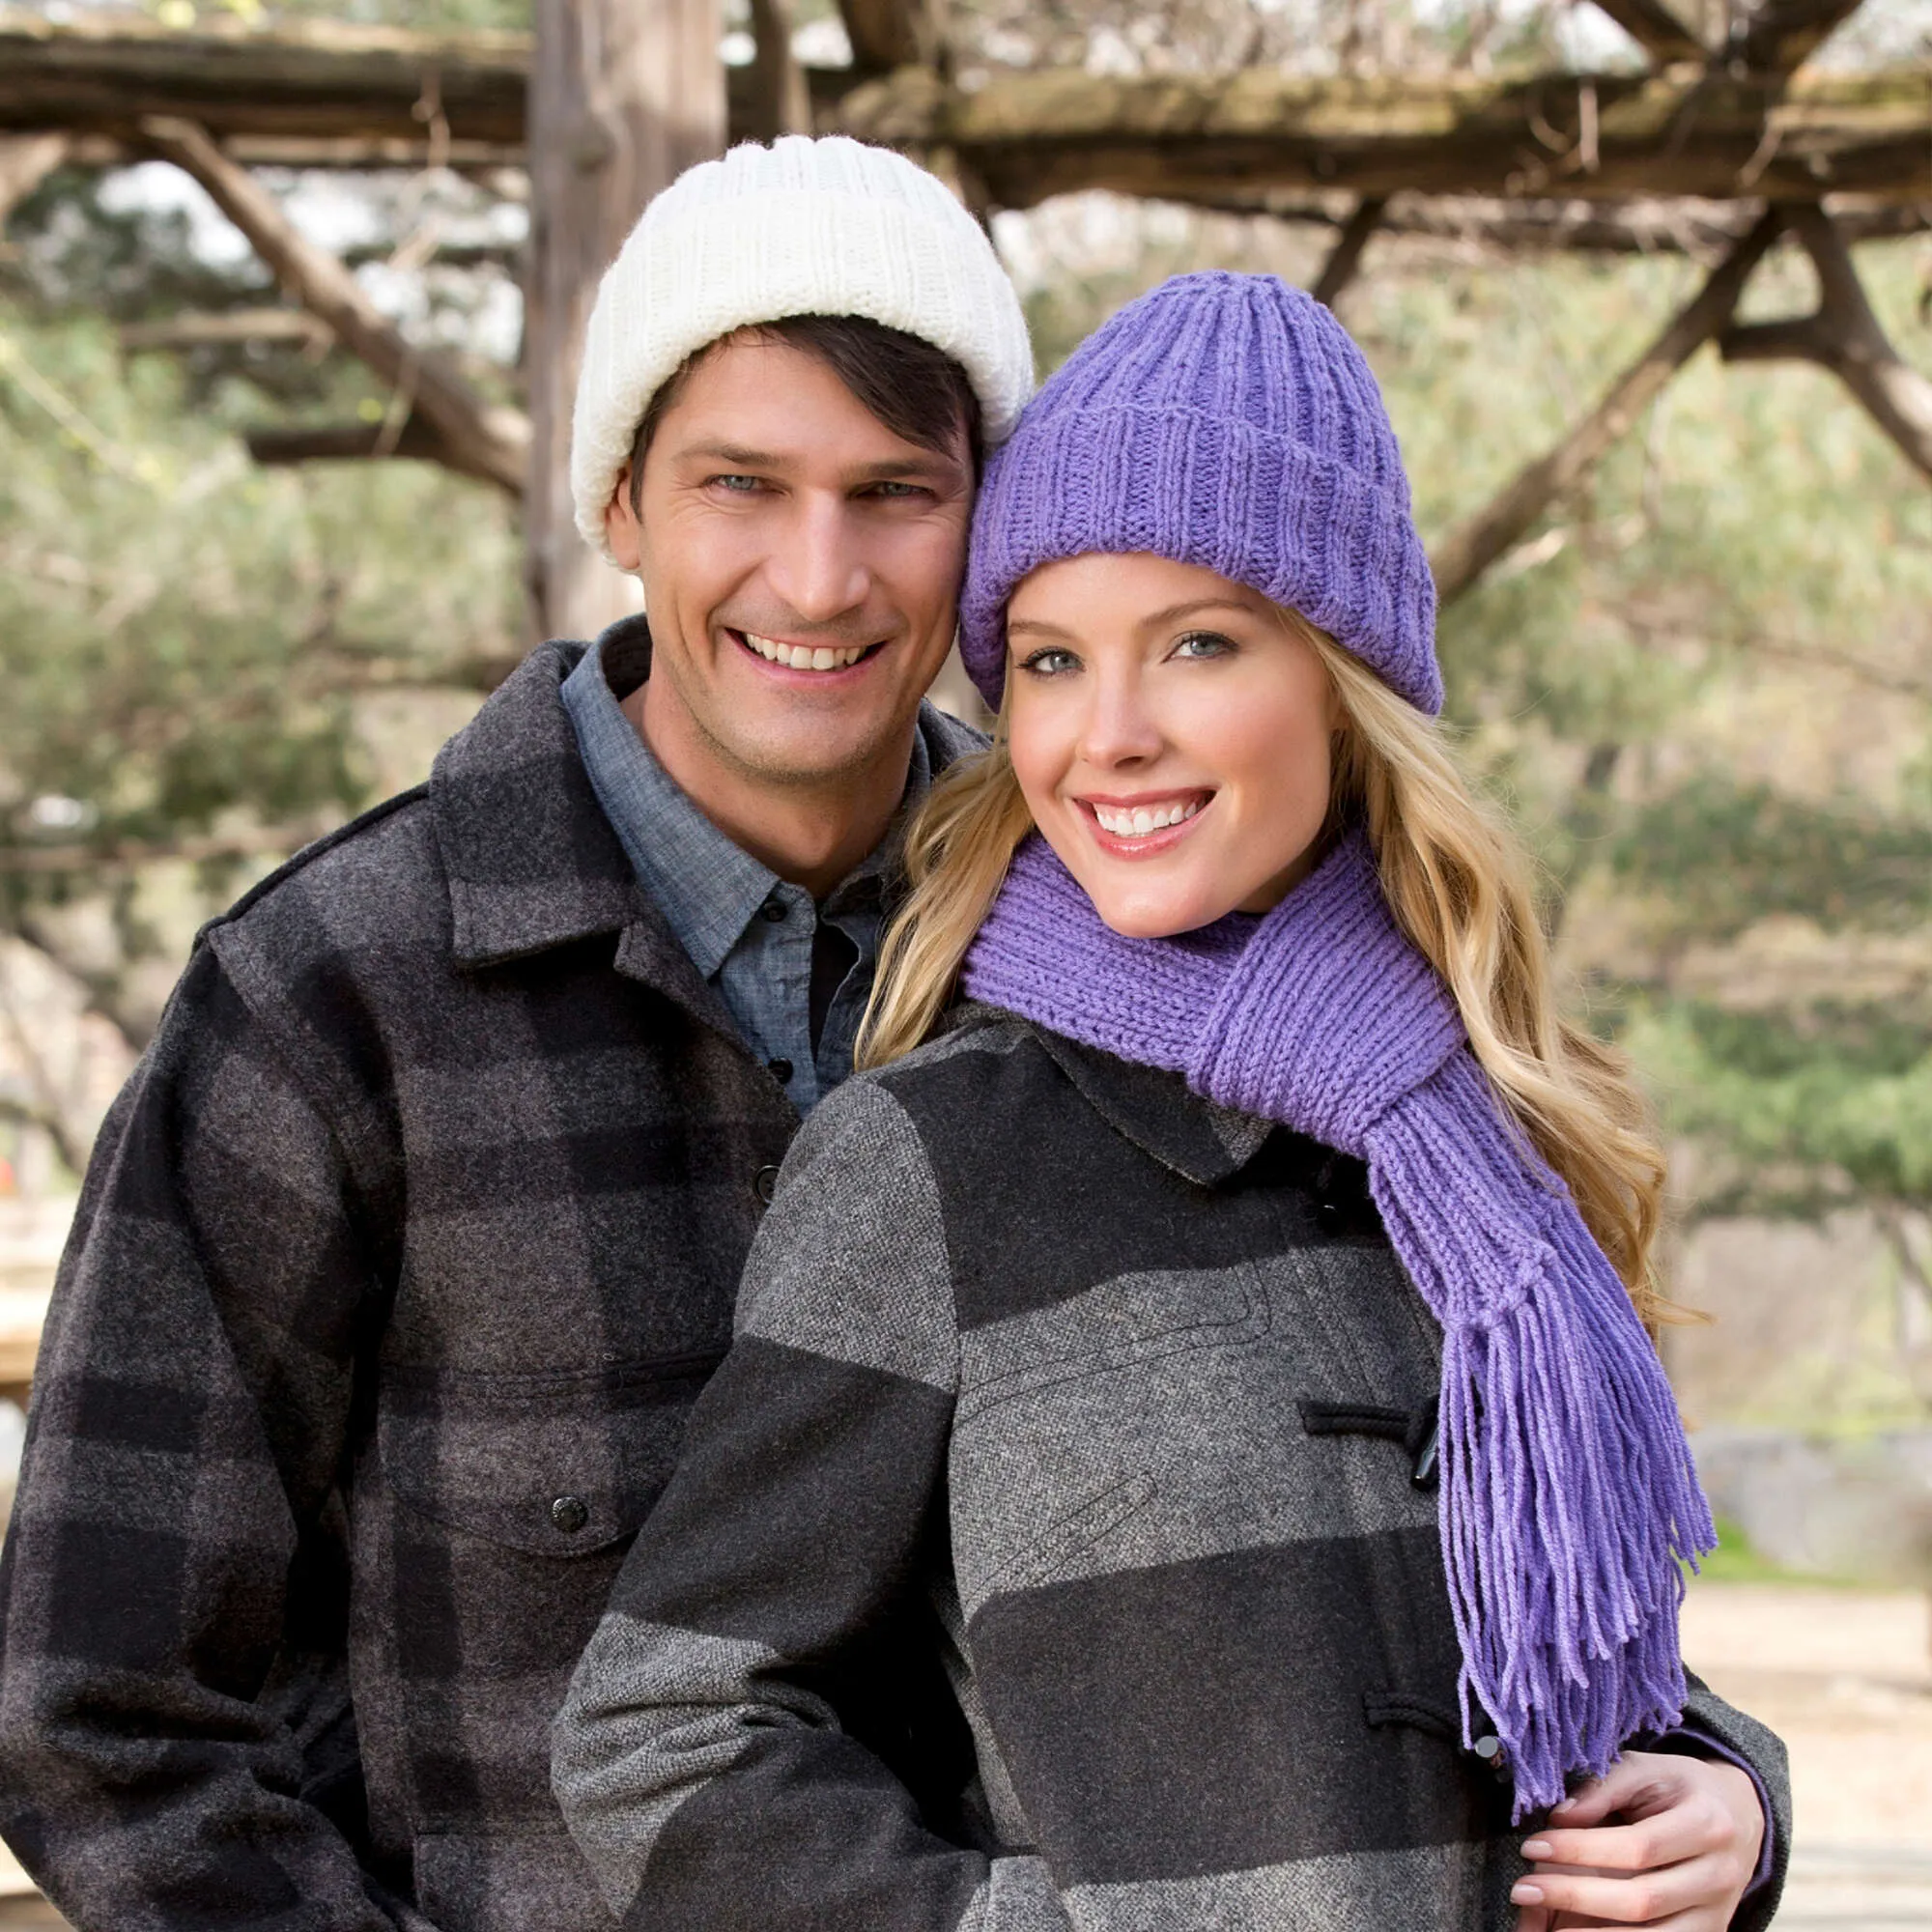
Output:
[959,270,1441,716]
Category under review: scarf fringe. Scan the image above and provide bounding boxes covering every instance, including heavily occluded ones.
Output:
[1366,1060,1715,1818]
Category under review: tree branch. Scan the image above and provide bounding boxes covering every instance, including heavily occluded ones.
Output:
[1310,194,1386,306]
[244,413,522,487]
[1431,206,1782,605]
[1719,202,1932,481]
[0,130,66,226]
[136,114,527,495]
[1587,0,1709,68]
[121,308,334,353]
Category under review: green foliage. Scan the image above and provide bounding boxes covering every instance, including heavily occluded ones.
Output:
[1603,781,1932,941]
[1627,1002,1932,1209]
[0,299,518,907]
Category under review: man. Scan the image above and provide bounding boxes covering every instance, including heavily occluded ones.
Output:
[0,135,1032,1930]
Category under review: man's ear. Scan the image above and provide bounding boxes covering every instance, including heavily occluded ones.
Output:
[605,466,644,571]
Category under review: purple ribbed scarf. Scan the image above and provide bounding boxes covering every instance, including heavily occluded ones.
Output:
[961,831,1715,1817]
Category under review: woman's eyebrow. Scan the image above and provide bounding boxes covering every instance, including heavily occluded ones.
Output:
[1007,616,1079,639]
[1136,597,1258,629]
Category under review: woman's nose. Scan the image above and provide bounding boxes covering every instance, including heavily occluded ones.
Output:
[1074,676,1164,768]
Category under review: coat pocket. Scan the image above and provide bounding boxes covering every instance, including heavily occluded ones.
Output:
[378,1351,725,1559]
[958,1264,1271,1422]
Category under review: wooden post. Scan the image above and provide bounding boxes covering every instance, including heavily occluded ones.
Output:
[525,0,726,643]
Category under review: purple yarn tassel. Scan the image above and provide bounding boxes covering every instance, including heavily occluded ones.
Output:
[964,831,1717,1818]
[1365,1058,1714,1815]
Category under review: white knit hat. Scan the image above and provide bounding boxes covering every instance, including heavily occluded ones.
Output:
[570,135,1035,554]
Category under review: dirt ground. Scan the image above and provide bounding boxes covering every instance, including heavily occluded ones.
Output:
[1682,1579,1932,1926]
[0,1578,1926,1924]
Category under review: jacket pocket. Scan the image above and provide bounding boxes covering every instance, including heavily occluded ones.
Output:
[958,1264,1270,1422]
[379,1351,725,1559]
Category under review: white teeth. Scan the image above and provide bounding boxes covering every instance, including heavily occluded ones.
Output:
[741,631,869,671]
[1092,798,1205,837]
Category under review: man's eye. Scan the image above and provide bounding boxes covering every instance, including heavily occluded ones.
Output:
[1172,630,1236,660]
[708,473,763,494]
[865,480,925,499]
[1017,646,1080,677]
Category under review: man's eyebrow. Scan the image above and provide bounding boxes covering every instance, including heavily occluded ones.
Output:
[675,440,790,469]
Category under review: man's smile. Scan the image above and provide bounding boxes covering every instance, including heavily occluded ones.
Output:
[727,627,886,675]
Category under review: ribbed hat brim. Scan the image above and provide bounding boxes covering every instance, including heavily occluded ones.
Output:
[960,401,1442,715]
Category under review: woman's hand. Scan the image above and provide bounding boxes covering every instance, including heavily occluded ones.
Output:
[1511,1749,1766,1930]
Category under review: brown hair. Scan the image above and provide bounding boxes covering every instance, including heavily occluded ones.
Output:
[628,313,982,513]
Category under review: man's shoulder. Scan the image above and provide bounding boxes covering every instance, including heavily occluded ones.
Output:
[917,697,989,774]
[202,781,447,969]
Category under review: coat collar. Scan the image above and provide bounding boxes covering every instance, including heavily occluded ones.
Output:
[431,632,988,1009]
[1021,1018,1274,1186]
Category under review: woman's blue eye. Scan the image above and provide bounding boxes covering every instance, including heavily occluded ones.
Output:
[1017,646,1080,677]
[1173,630,1236,660]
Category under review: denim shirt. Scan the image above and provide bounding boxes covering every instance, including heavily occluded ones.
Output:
[560,618,933,1116]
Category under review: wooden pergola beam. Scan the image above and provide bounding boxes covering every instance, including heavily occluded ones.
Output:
[1202,191,1932,256]
[0,9,845,167]
[1736,0,1867,74]
[836,0,933,77]
[1720,202,1932,479]
[1430,207,1782,605]
[837,65,1932,208]
[6,12,1926,207]
[136,115,527,495]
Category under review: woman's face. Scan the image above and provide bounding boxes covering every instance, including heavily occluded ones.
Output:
[1005,553,1341,939]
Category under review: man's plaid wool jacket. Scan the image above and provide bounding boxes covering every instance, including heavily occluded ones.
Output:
[0,639,981,1931]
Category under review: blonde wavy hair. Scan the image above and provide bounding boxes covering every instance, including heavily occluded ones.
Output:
[859,610,1667,1322]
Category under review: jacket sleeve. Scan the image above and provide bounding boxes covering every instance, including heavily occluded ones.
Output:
[1661,1675,1793,1932]
[0,942,429,1931]
[553,1076,1067,1932]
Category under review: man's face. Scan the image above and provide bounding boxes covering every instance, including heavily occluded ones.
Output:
[606,334,974,794]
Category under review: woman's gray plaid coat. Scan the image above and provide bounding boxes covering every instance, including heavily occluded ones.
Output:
[554,1008,1790,1932]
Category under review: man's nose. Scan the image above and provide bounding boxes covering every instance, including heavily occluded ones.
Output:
[764,495,870,624]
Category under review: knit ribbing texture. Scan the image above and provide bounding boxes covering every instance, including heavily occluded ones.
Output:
[962,831,1716,1818]
[959,272,1440,716]
[570,135,1034,558]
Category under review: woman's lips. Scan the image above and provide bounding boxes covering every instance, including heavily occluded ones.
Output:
[1075,790,1214,859]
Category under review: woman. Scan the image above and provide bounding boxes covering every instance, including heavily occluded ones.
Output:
[552,273,1788,1931]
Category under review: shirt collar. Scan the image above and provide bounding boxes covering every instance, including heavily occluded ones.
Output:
[560,618,936,977]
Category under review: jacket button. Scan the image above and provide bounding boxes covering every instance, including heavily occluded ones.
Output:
[759,895,788,923]
[551,1495,589,1534]
[767,1058,793,1084]
[753,1164,781,1205]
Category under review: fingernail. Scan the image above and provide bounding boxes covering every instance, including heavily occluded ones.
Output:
[1520,1838,1553,1860]
[1510,1883,1545,1905]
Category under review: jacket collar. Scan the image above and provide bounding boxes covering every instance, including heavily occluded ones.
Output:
[1021,1019,1274,1186]
[431,631,988,989]
[433,639,654,968]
